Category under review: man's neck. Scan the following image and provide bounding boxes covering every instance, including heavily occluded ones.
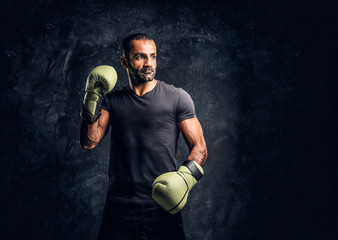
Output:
[129,79,158,96]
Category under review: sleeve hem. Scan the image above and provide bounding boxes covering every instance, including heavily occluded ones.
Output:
[101,106,109,111]
[177,113,196,123]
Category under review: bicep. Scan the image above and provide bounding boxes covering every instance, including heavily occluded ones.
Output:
[178,117,206,150]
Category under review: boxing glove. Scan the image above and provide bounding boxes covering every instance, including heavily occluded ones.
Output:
[80,65,117,122]
[152,160,204,214]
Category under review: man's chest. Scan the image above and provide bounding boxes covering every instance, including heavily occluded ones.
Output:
[110,94,177,130]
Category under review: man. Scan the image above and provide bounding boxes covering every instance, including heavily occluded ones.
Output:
[79,33,207,240]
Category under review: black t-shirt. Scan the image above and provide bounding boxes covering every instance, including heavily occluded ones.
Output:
[101,80,196,204]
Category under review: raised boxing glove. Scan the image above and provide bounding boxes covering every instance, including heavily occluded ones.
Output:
[152,160,204,214]
[80,65,117,122]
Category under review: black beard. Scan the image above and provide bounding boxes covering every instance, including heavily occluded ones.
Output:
[129,65,156,85]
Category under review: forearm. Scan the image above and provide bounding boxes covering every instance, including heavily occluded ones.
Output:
[79,120,101,149]
[187,142,207,166]
[79,108,110,149]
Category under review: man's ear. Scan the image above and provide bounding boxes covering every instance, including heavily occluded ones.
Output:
[120,56,129,69]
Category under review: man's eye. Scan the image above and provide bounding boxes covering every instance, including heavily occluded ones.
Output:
[135,55,143,60]
[151,55,156,59]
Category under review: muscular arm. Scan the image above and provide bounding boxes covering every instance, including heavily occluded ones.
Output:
[79,109,110,149]
[178,117,207,166]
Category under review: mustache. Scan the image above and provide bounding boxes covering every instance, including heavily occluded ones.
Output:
[140,67,155,73]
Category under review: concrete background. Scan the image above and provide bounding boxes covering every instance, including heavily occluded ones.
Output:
[2,0,338,239]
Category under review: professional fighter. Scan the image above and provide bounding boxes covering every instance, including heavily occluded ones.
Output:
[79,33,207,240]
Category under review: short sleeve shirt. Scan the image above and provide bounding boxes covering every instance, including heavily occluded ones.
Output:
[101,80,195,204]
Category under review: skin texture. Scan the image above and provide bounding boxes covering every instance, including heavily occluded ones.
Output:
[80,39,207,167]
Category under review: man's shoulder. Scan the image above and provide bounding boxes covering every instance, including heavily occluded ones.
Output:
[158,80,185,94]
[158,80,192,98]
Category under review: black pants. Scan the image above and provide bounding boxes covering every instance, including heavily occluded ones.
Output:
[97,199,186,240]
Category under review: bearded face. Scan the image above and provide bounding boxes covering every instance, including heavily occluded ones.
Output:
[128,63,156,84]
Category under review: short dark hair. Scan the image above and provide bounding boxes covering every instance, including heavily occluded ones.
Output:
[122,33,153,59]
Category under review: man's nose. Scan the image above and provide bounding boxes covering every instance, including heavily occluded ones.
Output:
[144,57,152,67]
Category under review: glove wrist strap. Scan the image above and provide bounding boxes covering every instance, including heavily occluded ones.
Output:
[80,98,102,123]
[182,160,204,181]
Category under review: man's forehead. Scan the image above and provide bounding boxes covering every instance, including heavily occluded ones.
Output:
[130,39,156,54]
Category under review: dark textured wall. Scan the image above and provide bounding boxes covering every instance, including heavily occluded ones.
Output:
[2,0,338,239]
